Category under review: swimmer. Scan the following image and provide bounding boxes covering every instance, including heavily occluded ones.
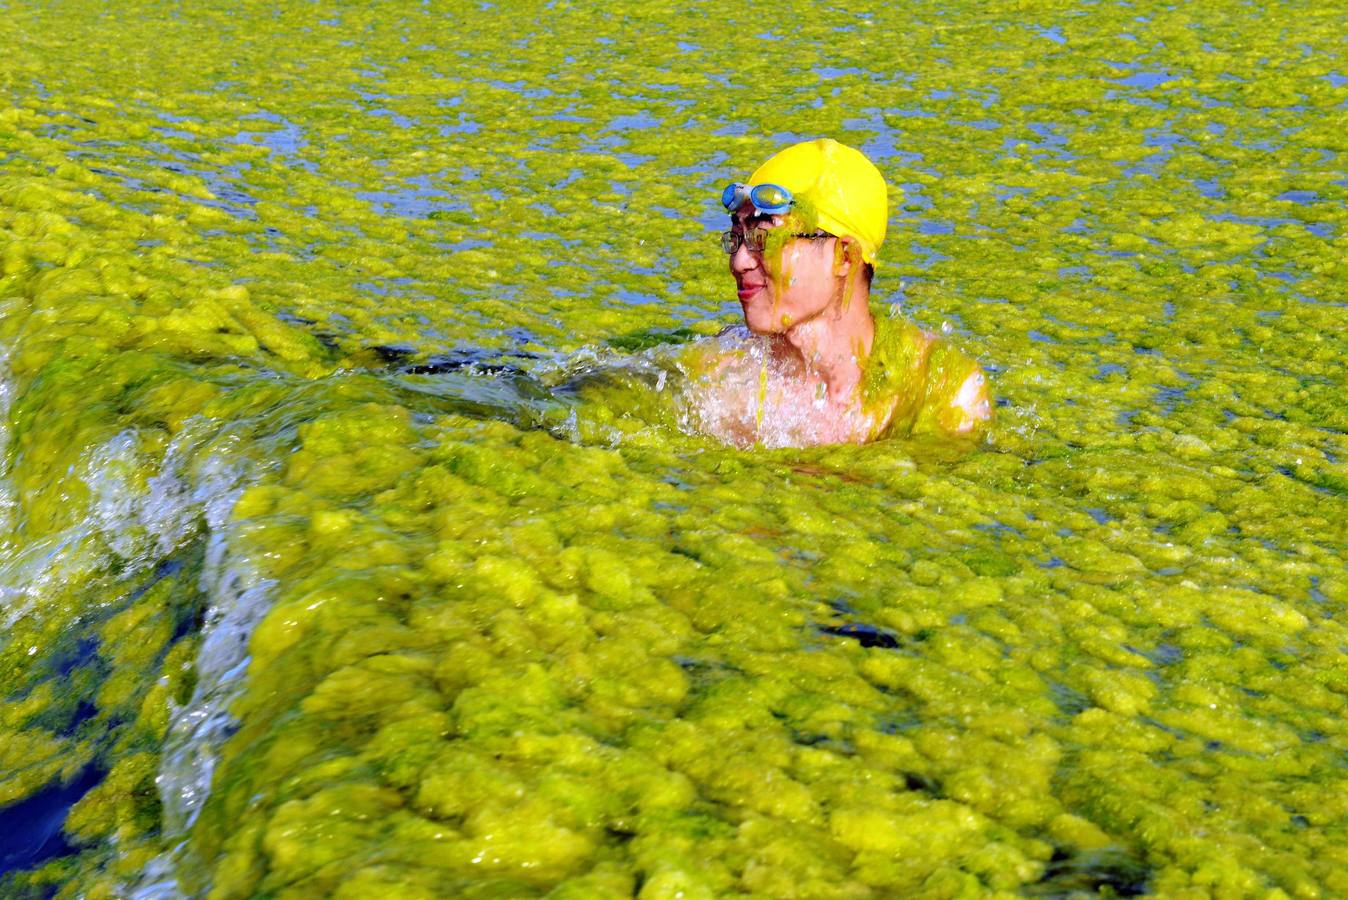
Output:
[699,138,991,446]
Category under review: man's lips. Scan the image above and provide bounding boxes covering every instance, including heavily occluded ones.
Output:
[737,283,765,301]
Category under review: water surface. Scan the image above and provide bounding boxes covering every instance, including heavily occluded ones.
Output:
[1,0,1345,896]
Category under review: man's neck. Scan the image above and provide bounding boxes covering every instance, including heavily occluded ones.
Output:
[777,274,875,404]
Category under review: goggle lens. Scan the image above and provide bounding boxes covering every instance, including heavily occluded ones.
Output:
[748,184,792,214]
[721,182,794,215]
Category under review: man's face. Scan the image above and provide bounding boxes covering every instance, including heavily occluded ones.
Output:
[728,202,842,335]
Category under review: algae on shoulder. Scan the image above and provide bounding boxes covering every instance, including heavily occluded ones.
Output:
[860,309,989,440]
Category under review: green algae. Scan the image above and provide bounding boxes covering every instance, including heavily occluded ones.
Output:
[1,0,1346,896]
[860,313,985,439]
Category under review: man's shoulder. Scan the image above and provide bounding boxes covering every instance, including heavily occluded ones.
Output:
[866,314,937,381]
[866,313,990,437]
[873,312,983,370]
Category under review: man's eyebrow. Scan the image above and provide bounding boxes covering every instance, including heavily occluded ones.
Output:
[730,210,777,230]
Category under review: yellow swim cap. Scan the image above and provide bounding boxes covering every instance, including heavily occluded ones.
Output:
[748,138,888,265]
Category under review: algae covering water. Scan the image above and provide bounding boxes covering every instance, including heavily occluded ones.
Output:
[1,0,1345,896]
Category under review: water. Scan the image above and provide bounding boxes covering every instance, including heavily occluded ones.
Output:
[1,0,1346,896]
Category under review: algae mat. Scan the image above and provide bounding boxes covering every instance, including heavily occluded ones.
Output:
[1,0,1346,896]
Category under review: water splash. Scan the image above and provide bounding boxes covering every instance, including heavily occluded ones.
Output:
[676,328,883,448]
[0,381,276,894]
[156,525,273,837]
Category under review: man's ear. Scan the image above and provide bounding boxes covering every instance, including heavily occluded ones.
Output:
[834,236,856,276]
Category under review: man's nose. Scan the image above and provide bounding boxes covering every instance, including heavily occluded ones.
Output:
[729,240,759,275]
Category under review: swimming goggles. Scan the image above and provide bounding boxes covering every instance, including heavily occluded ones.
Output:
[721,182,794,215]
